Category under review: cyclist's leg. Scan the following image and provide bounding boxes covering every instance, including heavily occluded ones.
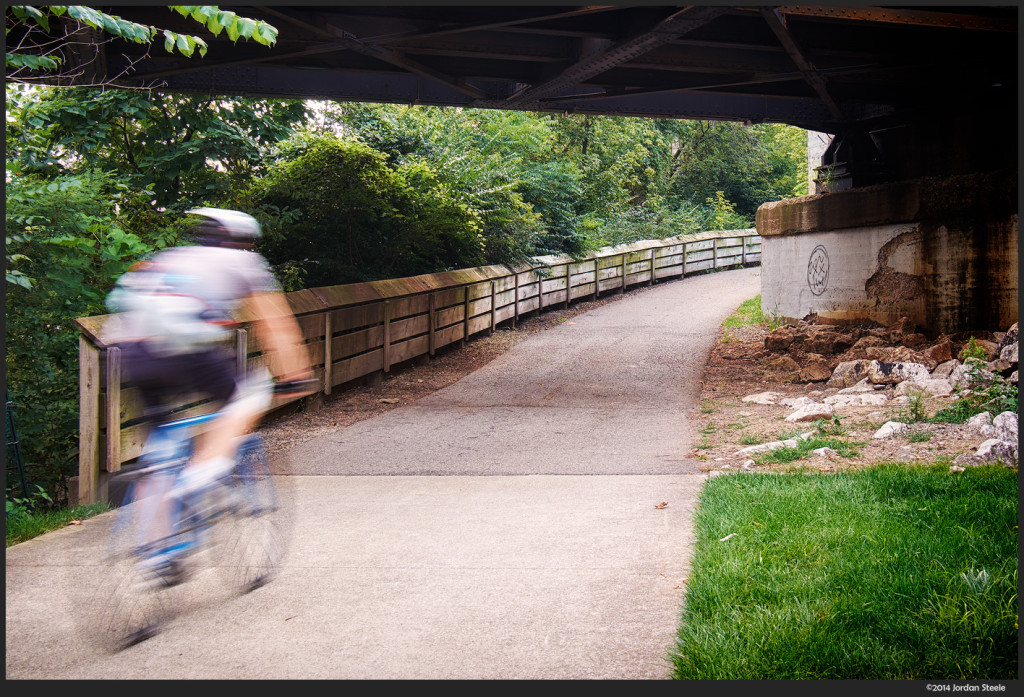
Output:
[174,353,271,495]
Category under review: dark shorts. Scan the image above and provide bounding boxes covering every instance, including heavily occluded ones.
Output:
[117,342,239,420]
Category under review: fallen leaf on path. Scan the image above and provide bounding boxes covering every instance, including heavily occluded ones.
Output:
[380,398,400,404]
[68,520,82,526]
[655,501,668,509]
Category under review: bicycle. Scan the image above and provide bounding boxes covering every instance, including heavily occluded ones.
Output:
[98,374,316,650]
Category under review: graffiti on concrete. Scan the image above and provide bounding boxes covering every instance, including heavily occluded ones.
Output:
[807,245,829,295]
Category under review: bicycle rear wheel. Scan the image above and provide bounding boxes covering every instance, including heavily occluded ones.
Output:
[213,435,283,593]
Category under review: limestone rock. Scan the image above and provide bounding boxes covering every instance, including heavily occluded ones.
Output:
[837,378,881,394]
[826,360,873,388]
[824,392,889,408]
[894,378,954,398]
[768,355,801,373]
[742,391,783,405]
[902,333,928,348]
[924,340,954,365]
[974,438,1017,465]
[853,335,887,351]
[932,360,959,379]
[865,346,936,368]
[780,396,817,408]
[799,354,833,382]
[785,403,834,422]
[735,431,814,456]
[867,360,931,385]
[949,361,996,390]
[764,328,795,352]
[993,411,1017,442]
[996,322,1018,363]
[997,322,1018,351]
[806,331,855,355]
[966,412,993,429]
[873,421,908,439]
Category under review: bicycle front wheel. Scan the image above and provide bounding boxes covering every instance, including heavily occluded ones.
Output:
[213,435,283,593]
[97,476,175,651]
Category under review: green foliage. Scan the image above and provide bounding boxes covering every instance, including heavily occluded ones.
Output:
[931,357,1018,424]
[892,390,930,424]
[249,133,496,286]
[9,87,307,211]
[666,121,807,220]
[6,5,278,81]
[5,169,171,499]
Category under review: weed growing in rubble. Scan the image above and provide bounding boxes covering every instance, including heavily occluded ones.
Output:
[931,341,1018,423]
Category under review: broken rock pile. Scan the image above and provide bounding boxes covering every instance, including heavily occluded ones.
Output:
[747,318,1019,467]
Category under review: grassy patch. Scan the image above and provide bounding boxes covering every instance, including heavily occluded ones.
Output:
[722,295,785,330]
[752,436,862,465]
[672,464,1018,679]
[5,502,111,547]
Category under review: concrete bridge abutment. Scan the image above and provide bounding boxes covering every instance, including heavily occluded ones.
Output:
[756,169,1018,337]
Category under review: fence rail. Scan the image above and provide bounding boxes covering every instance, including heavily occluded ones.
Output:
[73,229,760,504]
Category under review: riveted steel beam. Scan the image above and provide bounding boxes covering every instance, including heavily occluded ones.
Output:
[760,7,846,121]
[505,6,730,107]
[776,6,1016,33]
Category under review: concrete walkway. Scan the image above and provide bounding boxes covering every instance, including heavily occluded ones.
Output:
[6,267,761,680]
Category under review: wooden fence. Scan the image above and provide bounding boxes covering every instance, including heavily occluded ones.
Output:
[73,229,761,504]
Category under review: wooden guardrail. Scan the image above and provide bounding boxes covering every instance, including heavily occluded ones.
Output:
[73,229,761,504]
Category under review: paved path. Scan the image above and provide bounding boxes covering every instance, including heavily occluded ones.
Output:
[6,267,761,680]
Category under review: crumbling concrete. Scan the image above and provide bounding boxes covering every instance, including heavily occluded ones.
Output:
[756,170,1017,336]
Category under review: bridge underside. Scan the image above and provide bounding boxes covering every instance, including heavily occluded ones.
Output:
[23,6,1009,186]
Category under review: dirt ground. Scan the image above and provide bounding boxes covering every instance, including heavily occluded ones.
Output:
[259,287,993,472]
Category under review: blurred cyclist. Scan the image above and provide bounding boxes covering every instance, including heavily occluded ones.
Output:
[102,208,314,574]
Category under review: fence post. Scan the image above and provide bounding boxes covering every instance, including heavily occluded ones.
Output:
[383,299,392,373]
[593,258,600,300]
[323,312,333,395]
[649,247,656,286]
[429,292,437,356]
[741,233,748,266]
[564,263,570,309]
[681,241,688,277]
[712,236,719,270]
[620,253,627,294]
[235,328,247,377]
[105,346,122,474]
[78,336,102,505]
[489,281,496,334]
[513,272,520,328]
[462,286,470,345]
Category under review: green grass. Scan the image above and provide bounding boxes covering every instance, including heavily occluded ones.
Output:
[672,464,1018,679]
[722,294,786,331]
[5,502,111,547]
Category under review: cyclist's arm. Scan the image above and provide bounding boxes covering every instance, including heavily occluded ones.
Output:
[245,291,314,386]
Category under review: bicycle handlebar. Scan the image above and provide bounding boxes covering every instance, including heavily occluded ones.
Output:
[272,377,319,395]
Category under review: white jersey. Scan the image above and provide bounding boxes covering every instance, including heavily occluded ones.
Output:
[102,245,281,356]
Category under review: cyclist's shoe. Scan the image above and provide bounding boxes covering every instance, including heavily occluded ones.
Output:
[137,545,191,587]
[171,456,235,499]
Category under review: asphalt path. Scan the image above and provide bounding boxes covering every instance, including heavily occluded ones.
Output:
[6,266,761,680]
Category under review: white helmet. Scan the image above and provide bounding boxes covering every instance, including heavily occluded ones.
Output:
[187,207,262,245]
